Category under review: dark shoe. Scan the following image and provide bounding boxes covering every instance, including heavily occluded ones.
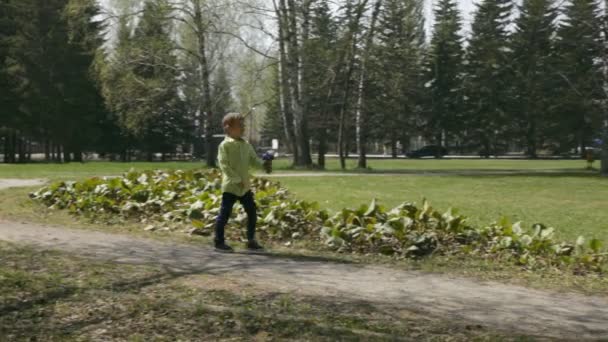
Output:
[247,240,264,250]
[215,242,234,252]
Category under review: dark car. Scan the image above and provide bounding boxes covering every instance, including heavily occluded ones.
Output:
[406,145,448,158]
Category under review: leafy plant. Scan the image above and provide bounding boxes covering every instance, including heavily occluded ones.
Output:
[30,169,606,274]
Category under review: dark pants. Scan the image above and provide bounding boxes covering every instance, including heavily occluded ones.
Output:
[214,191,257,245]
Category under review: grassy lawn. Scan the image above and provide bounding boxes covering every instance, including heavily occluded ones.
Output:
[0,241,521,341]
[0,161,206,180]
[0,158,593,180]
[277,173,608,242]
[273,157,592,172]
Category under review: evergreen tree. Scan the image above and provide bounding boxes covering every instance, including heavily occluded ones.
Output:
[60,0,108,161]
[100,0,190,160]
[463,0,513,157]
[0,0,17,161]
[509,0,557,157]
[260,93,285,147]
[211,63,235,135]
[2,0,106,162]
[553,0,604,155]
[373,0,426,157]
[306,0,339,166]
[424,0,464,152]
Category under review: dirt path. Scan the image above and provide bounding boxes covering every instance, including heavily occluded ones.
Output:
[0,178,46,188]
[1,220,607,339]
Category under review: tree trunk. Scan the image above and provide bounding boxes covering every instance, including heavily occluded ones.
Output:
[63,146,72,163]
[26,139,32,162]
[2,132,9,163]
[601,142,608,176]
[401,134,410,155]
[56,145,63,163]
[526,119,537,158]
[482,136,490,159]
[17,135,25,163]
[73,147,83,163]
[283,0,312,167]
[355,0,382,170]
[337,0,367,170]
[390,136,397,158]
[295,2,313,167]
[191,1,216,168]
[579,127,587,158]
[435,132,443,159]
[44,138,51,162]
[50,141,55,162]
[317,129,327,169]
[9,131,17,163]
[276,0,298,164]
[338,112,347,169]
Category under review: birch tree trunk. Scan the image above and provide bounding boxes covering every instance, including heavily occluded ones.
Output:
[601,0,608,175]
[355,0,382,169]
[276,0,299,163]
[191,2,215,168]
[337,0,368,170]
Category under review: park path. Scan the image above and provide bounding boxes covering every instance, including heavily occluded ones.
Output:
[0,179,607,339]
[0,178,46,188]
[260,169,591,177]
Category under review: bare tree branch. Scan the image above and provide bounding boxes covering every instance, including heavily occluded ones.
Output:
[213,30,278,60]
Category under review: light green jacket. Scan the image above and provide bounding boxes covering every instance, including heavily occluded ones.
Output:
[217,136,263,197]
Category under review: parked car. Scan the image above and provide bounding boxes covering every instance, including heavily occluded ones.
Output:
[406,145,447,158]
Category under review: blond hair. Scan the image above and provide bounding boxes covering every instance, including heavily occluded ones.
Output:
[222,112,244,133]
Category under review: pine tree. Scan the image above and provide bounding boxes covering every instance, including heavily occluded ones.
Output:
[424,0,464,152]
[306,0,338,167]
[60,0,108,162]
[5,0,66,161]
[2,0,107,162]
[374,0,426,157]
[463,0,513,157]
[510,0,558,157]
[0,0,17,160]
[101,0,189,160]
[260,69,285,147]
[554,0,604,155]
[211,63,235,135]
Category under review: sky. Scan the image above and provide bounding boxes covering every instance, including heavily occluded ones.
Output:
[98,0,481,38]
[426,0,477,35]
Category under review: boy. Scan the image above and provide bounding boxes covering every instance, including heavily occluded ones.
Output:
[214,112,270,252]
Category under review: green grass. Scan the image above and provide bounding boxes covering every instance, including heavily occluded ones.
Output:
[0,161,205,180]
[276,173,608,242]
[0,158,593,181]
[0,241,520,341]
[273,157,592,172]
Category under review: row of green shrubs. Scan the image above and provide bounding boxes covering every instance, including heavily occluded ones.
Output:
[29,169,606,274]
